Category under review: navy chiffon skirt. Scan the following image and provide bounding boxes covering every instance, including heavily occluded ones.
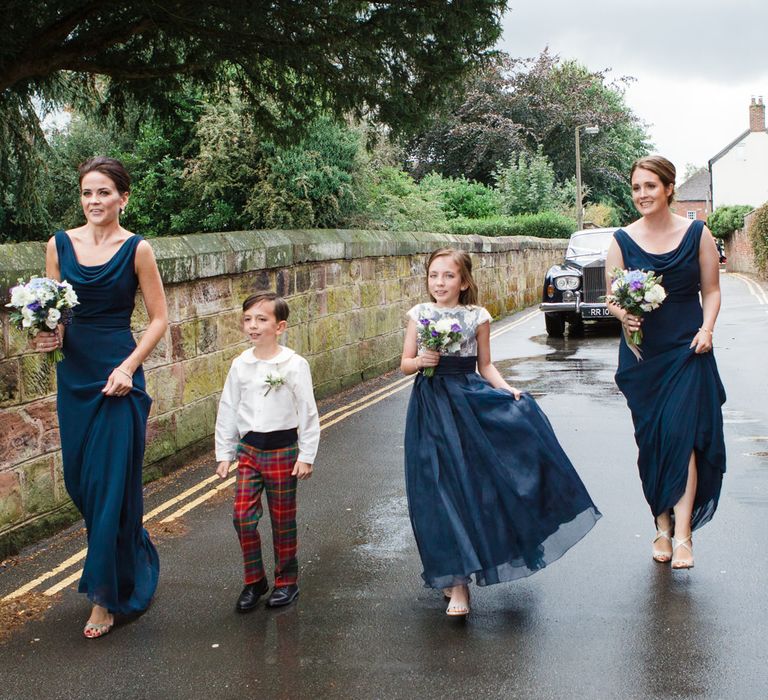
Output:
[404,356,601,589]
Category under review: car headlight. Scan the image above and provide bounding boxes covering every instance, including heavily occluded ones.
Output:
[554,276,580,291]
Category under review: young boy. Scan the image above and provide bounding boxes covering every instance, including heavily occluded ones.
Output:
[215,292,320,610]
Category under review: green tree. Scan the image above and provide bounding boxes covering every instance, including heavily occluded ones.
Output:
[494,148,573,215]
[0,0,506,240]
[183,104,363,231]
[407,50,651,220]
[707,204,753,239]
[357,167,449,233]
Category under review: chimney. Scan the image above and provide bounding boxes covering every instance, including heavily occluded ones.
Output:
[750,96,765,132]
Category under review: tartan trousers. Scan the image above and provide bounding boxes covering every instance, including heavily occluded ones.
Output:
[233,442,299,586]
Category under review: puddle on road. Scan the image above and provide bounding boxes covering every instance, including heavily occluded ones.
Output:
[354,496,412,561]
[495,333,621,399]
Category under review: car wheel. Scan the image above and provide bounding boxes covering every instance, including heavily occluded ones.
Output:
[545,313,565,337]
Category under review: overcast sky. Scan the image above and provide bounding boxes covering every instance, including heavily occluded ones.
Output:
[498,0,768,178]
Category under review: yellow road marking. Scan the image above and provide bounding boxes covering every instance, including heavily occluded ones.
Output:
[3,308,539,600]
[732,272,768,305]
[4,467,236,600]
[320,375,414,420]
[160,476,236,523]
[3,550,87,600]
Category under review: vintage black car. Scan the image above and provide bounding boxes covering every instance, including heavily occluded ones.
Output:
[540,227,619,336]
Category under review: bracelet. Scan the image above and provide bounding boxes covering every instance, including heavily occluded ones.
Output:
[698,327,713,335]
[115,366,134,380]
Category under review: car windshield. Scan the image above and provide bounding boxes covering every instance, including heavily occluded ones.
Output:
[566,230,615,260]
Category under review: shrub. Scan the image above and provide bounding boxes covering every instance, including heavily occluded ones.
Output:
[584,201,622,228]
[356,167,449,232]
[747,203,768,274]
[418,173,501,219]
[446,211,576,238]
[707,204,753,239]
[186,107,362,230]
[494,147,573,216]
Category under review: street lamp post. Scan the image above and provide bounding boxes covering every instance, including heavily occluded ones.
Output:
[575,125,599,231]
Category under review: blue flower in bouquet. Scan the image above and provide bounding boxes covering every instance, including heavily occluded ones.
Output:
[6,277,80,363]
[606,268,667,351]
[417,317,463,377]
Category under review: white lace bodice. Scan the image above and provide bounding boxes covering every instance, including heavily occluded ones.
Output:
[407,303,492,356]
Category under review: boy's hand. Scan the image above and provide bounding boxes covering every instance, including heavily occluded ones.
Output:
[292,461,313,480]
[216,461,231,479]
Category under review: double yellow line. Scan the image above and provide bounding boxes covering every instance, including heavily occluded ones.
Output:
[2,308,541,601]
[731,272,768,306]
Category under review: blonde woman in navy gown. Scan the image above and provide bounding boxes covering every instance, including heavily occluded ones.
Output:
[401,248,600,616]
[606,156,726,569]
[31,157,168,637]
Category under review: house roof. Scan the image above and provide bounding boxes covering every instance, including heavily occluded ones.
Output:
[676,169,711,202]
[709,129,750,166]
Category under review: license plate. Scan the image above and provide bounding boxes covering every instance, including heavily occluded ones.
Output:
[582,306,611,318]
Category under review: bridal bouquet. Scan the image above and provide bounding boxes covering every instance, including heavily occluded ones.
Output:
[606,268,666,347]
[417,317,463,377]
[6,277,79,362]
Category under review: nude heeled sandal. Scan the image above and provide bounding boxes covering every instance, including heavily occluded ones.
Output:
[446,587,470,617]
[652,528,673,563]
[671,535,694,569]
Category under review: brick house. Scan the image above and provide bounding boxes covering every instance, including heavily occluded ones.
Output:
[671,168,711,221]
[709,97,768,209]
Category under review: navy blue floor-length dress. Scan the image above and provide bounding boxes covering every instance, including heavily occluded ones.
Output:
[404,303,601,590]
[55,230,158,614]
[614,220,726,530]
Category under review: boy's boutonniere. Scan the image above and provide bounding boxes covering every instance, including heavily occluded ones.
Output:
[264,371,285,396]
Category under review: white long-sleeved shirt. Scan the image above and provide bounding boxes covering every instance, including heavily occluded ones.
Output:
[215,346,320,464]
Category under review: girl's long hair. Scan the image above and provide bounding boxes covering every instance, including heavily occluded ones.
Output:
[426,248,479,305]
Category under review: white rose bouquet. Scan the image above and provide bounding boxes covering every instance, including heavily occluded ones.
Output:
[417,317,463,377]
[605,268,667,348]
[5,277,79,362]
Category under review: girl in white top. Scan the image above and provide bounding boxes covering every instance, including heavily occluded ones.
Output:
[214,292,319,610]
[400,248,601,617]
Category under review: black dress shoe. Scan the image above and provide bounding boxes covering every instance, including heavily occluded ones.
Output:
[236,578,269,612]
[266,584,299,608]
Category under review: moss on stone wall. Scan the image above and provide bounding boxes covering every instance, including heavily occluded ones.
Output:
[0,229,566,554]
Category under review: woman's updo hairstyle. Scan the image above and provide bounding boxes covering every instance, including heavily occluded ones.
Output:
[78,156,131,194]
[630,155,676,204]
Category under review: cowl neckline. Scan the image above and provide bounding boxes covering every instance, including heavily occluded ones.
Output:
[616,220,700,259]
[56,230,141,283]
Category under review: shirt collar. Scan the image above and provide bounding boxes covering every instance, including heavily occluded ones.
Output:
[240,346,295,365]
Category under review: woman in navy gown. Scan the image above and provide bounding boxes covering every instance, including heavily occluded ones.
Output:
[32,157,168,637]
[605,155,726,569]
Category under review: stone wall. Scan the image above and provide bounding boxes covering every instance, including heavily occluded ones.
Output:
[724,210,759,275]
[0,229,565,554]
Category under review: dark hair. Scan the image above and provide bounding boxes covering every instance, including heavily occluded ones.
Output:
[630,155,676,204]
[78,156,131,194]
[242,291,290,322]
[425,248,479,305]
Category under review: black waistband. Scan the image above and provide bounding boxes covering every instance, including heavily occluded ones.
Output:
[429,356,477,375]
[242,428,298,450]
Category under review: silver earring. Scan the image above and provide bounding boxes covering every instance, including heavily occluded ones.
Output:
[119,207,124,214]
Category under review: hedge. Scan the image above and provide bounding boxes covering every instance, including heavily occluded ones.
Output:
[446,212,576,239]
[747,203,768,274]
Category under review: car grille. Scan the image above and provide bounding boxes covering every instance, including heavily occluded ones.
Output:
[583,265,605,303]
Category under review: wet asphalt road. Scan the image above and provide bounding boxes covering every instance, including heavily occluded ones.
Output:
[2,272,768,699]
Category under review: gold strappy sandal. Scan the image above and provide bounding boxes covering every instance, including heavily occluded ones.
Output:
[671,535,694,569]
